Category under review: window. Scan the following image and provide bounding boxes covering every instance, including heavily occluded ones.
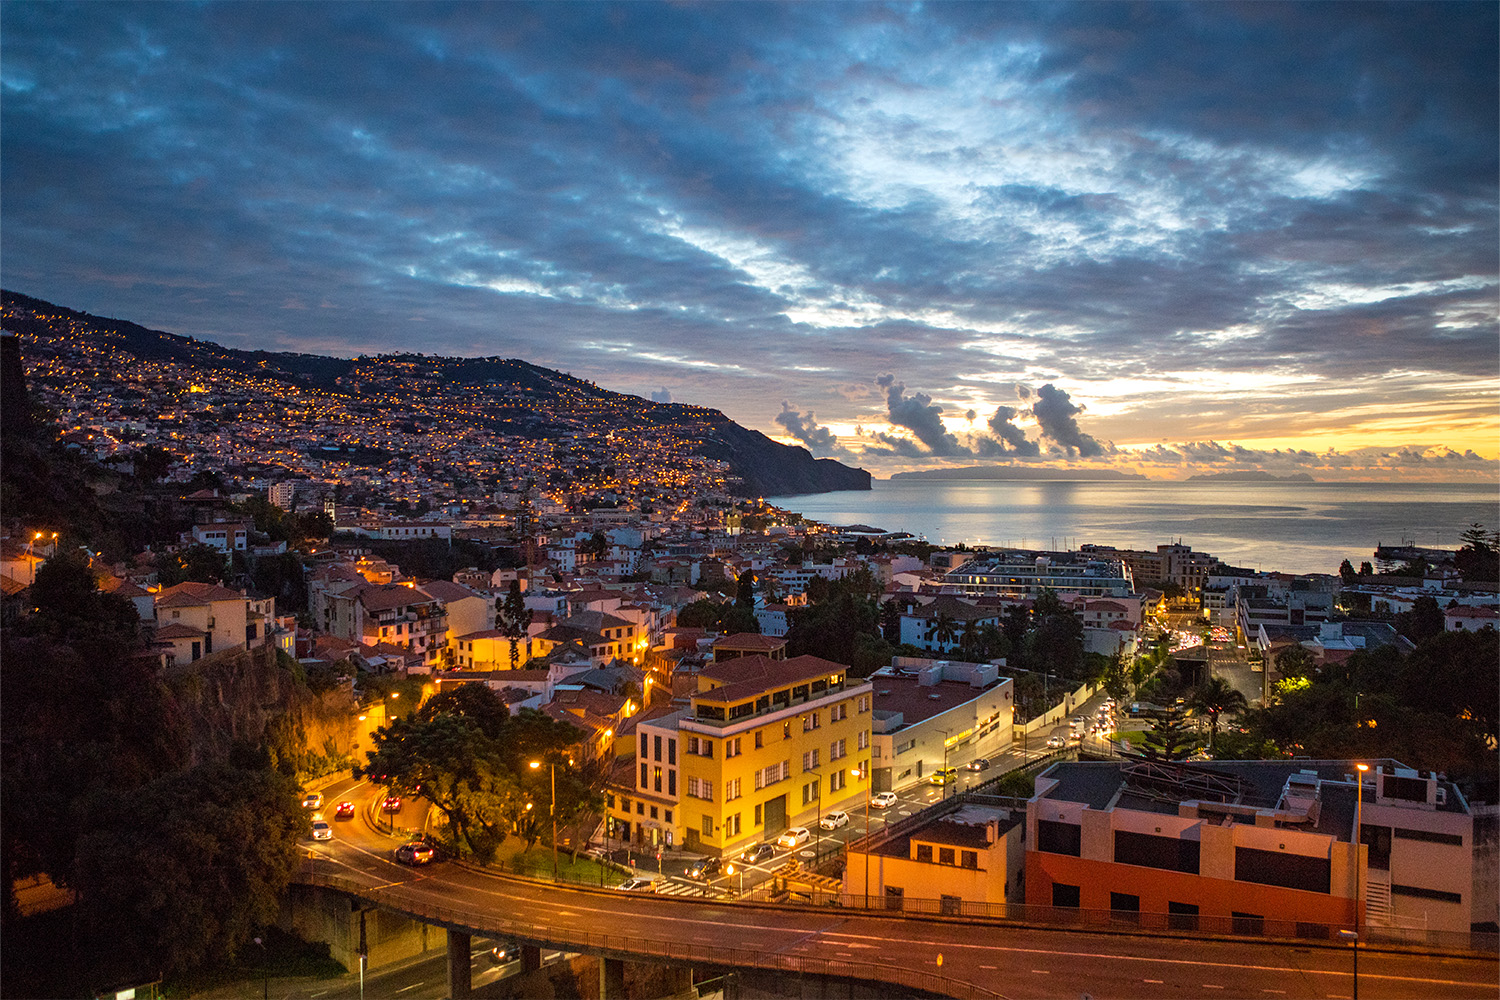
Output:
[1234,847,1329,894]
[703,815,713,837]
[726,737,742,757]
[668,770,676,796]
[650,805,659,819]
[1051,884,1080,908]
[654,735,662,762]
[915,844,934,863]
[1167,901,1199,932]
[1038,820,1082,857]
[960,850,978,869]
[802,749,820,771]
[668,739,676,765]
[802,779,819,805]
[641,733,648,758]
[727,813,742,836]
[1114,830,1200,874]
[688,736,700,755]
[938,847,955,866]
[857,694,870,712]
[665,810,672,824]
[831,703,846,722]
[783,721,792,739]
[813,711,821,729]
[640,762,648,788]
[831,738,847,760]
[1231,912,1265,936]
[754,730,764,749]
[687,777,714,801]
[858,730,869,750]
[754,804,763,826]
[653,766,663,793]
[1391,884,1463,904]
[726,777,742,801]
[829,769,846,792]
[1110,892,1140,923]
[636,802,645,815]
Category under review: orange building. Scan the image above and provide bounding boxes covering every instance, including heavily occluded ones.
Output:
[1026,759,1474,936]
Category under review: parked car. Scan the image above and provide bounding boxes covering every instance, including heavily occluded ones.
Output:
[685,856,722,881]
[777,827,811,850]
[965,757,990,772]
[929,767,958,786]
[301,792,324,810]
[394,841,435,865]
[740,842,778,865]
[334,800,355,819]
[871,791,898,808]
[311,820,333,841]
[382,795,403,813]
[616,877,658,892]
[819,810,849,830]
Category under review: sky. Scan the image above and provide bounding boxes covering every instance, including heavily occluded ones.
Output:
[3,2,1497,482]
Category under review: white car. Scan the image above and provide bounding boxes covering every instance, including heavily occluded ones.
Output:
[616,877,658,893]
[301,792,324,810]
[1046,735,1066,749]
[819,811,849,831]
[871,791,898,808]
[777,827,811,850]
[310,819,332,841]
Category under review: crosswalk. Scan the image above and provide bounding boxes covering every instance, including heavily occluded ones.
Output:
[654,879,733,898]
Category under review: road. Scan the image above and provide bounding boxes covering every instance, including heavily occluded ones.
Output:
[286,780,1495,999]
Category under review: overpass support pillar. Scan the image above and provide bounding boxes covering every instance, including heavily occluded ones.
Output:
[521,944,543,973]
[446,929,472,999]
[598,956,626,998]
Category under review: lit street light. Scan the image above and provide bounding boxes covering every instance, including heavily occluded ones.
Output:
[851,766,872,909]
[529,758,566,879]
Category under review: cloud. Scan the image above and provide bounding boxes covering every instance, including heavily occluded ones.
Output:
[982,405,1041,457]
[650,388,673,403]
[773,400,841,455]
[1031,384,1109,457]
[875,373,969,456]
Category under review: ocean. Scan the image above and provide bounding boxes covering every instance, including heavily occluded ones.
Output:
[765,479,1500,576]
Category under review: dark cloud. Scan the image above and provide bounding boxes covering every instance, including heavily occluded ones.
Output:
[0,3,1492,474]
[982,405,1041,458]
[1031,384,1108,458]
[774,401,841,456]
[651,388,673,404]
[875,374,968,457]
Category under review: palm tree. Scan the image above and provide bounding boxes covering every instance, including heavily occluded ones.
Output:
[1189,675,1249,748]
[932,613,959,652]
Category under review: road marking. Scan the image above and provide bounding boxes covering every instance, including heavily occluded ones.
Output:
[1031,969,1050,974]
[1143,980,1163,984]
[979,965,997,970]
[311,992,329,998]
[1203,985,1224,990]
[394,983,424,993]
[1262,991,1286,995]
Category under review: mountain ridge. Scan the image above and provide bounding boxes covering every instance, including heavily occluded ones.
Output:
[1,290,871,497]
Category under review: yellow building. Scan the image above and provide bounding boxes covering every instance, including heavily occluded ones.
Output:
[677,654,873,857]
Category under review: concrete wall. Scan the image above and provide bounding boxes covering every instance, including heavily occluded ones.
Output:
[279,884,439,972]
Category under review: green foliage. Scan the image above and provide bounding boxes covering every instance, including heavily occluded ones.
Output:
[879,599,901,644]
[1394,594,1445,643]
[1274,644,1317,681]
[1455,524,1499,583]
[362,693,595,863]
[1338,559,1358,584]
[73,756,306,976]
[1140,704,1199,762]
[1239,628,1497,779]
[676,597,759,635]
[991,770,1035,798]
[158,542,230,586]
[345,535,501,579]
[735,569,756,608]
[1188,676,1248,747]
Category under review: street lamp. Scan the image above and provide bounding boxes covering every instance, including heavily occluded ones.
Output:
[726,862,744,897]
[1354,763,1369,924]
[530,759,558,879]
[1337,929,1359,1000]
[851,766,872,910]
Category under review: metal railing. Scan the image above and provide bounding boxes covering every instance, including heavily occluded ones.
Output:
[297,866,1003,999]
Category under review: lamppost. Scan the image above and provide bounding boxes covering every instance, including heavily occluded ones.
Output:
[726,862,744,897]
[851,766,872,910]
[530,759,559,879]
[1354,762,1369,925]
[253,935,268,1000]
[1337,929,1359,1000]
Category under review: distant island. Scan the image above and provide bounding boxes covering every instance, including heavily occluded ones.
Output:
[888,466,1148,482]
[1185,471,1316,483]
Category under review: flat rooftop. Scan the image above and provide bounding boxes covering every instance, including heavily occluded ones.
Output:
[872,674,1003,729]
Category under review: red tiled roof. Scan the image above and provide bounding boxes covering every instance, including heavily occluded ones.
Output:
[154,622,206,640]
[696,653,851,704]
[156,581,244,607]
[711,633,787,651]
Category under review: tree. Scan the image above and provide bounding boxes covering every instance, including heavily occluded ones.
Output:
[928,612,958,651]
[1274,643,1318,681]
[1139,704,1198,762]
[735,569,756,609]
[158,542,230,586]
[1455,523,1500,583]
[1188,676,1248,748]
[501,580,528,669]
[1395,595,1445,644]
[72,756,305,976]
[1338,559,1358,584]
[1358,561,1374,577]
[879,599,901,644]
